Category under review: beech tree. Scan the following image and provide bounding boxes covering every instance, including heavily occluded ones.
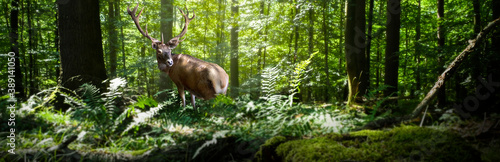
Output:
[58,0,107,90]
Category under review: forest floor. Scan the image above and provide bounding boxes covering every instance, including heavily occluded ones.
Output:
[1,82,499,161]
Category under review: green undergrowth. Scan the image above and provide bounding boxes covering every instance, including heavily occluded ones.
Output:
[255,125,481,161]
[0,75,373,161]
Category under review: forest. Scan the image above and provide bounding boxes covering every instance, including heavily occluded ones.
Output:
[1,0,499,161]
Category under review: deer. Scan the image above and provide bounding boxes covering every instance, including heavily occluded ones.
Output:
[127,4,229,112]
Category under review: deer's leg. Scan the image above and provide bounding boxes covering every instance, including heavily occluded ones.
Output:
[178,87,186,107]
[191,94,196,112]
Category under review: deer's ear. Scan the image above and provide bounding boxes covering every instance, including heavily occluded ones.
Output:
[152,43,158,49]
[169,44,178,50]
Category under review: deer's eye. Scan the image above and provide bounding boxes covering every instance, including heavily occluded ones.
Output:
[152,43,158,49]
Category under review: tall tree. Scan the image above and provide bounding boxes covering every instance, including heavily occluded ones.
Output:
[304,0,315,102]
[415,0,421,93]
[436,0,445,107]
[308,2,314,56]
[230,0,240,98]
[366,0,374,87]
[9,0,25,99]
[216,0,227,66]
[384,0,400,98]
[472,0,481,34]
[493,0,500,51]
[107,0,118,77]
[322,0,330,101]
[491,0,500,79]
[28,0,37,96]
[57,0,107,90]
[257,0,267,73]
[158,0,175,100]
[117,0,126,79]
[469,0,481,102]
[344,0,367,105]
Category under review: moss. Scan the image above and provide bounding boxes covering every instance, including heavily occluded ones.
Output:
[254,136,288,161]
[257,126,481,161]
[129,148,152,156]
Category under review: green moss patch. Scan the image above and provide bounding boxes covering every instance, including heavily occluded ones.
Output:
[256,126,480,161]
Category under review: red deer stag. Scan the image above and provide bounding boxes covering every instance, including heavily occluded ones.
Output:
[127,4,228,111]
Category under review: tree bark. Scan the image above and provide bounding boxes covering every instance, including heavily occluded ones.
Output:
[384,0,400,98]
[293,2,300,64]
[107,0,118,77]
[436,0,446,107]
[57,0,107,90]
[9,0,25,99]
[158,0,175,100]
[415,0,421,94]
[230,0,239,98]
[366,0,374,88]
[493,0,500,56]
[28,0,37,96]
[304,1,314,102]
[323,0,330,102]
[117,0,126,80]
[339,0,344,72]
[345,0,367,105]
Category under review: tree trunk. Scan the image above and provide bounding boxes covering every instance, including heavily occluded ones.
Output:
[366,0,374,88]
[338,0,344,71]
[107,0,118,77]
[323,0,330,102]
[289,4,294,64]
[304,1,314,102]
[158,0,175,100]
[293,0,300,64]
[436,0,446,107]
[470,0,482,105]
[216,0,226,67]
[257,0,265,74]
[493,0,500,55]
[384,0,400,98]
[28,0,37,96]
[344,0,367,105]
[9,0,25,99]
[230,0,239,98]
[415,0,421,94]
[308,3,314,56]
[117,0,127,80]
[57,0,107,90]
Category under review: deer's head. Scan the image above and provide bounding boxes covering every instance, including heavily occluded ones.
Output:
[127,4,195,67]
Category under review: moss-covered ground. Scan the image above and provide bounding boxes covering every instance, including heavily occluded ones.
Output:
[256,125,483,161]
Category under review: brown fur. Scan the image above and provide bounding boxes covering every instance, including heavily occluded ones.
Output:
[160,54,228,110]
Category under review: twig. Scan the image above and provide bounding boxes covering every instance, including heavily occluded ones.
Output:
[420,105,429,127]
[46,135,77,152]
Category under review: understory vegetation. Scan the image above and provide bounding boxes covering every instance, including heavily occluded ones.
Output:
[1,68,499,161]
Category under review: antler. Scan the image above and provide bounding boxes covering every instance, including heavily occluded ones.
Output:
[167,6,196,48]
[127,3,159,43]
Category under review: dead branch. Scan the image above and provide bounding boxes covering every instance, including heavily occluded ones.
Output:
[410,17,500,119]
[357,17,500,130]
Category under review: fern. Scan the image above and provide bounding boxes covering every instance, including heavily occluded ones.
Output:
[289,52,317,106]
[363,85,391,121]
[69,78,132,140]
[121,102,167,135]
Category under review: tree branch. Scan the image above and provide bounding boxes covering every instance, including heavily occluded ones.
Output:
[410,17,500,119]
